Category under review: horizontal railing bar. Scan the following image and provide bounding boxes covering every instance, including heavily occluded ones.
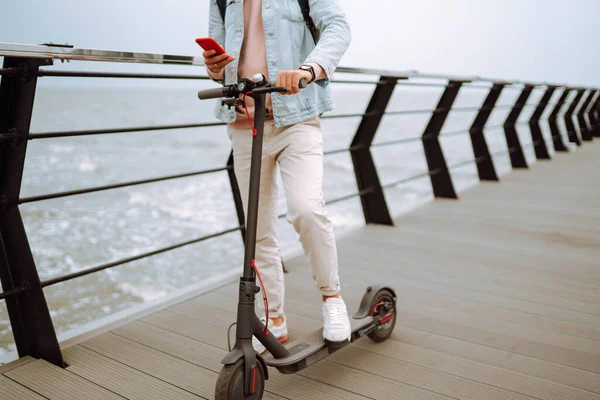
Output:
[436,123,505,140]
[327,188,374,205]
[382,171,431,189]
[493,104,516,110]
[371,136,422,148]
[0,285,28,300]
[323,147,349,156]
[321,113,365,120]
[461,84,494,89]
[0,68,19,77]
[276,188,375,219]
[491,149,510,157]
[41,225,243,287]
[438,129,469,138]
[29,121,226,139]
[483,123,505,130]
[0,131,17,141]
[331,79,378,85]
[385,109,433,116]
[19,166,229,204]
[451,106,486,113]
[448,158,477,169]
[38,70,211,80]
[396,82,447,88]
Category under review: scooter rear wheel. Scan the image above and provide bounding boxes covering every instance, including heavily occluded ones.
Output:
[215,359,265,400]
[367,289,397,343]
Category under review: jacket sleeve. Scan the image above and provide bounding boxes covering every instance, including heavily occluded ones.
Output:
[303,0,352,88]
[206,0,227,83]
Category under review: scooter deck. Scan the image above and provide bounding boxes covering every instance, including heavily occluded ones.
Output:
[262,315,375,374]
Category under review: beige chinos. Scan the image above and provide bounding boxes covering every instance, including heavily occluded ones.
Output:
[228,116,340,318]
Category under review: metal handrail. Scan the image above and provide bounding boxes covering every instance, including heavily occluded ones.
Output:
[41,226,243,287]
[19,166,230,204]
[1,42,591,88]
[38,70,212,80]
[29,121,226,139]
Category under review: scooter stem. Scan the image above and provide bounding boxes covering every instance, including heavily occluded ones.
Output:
[242,92,266,279]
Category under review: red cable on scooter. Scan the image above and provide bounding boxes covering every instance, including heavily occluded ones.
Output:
[252,260,269,336]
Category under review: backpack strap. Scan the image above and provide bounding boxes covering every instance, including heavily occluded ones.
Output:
[217,0,227,22]
[297,0,319,44]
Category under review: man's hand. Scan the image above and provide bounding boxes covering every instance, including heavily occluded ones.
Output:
[203,50,235,77]
[276,70,312,95]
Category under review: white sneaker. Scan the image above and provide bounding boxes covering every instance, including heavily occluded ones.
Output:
[252,316,289,354]
[322,297,352,343]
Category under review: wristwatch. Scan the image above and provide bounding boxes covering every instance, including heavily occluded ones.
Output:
[299,64,316,83]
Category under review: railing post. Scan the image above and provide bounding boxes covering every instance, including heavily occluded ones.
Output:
[528,86,554,159]
[547,88,570,152]
[590,91,600,138]
[503,85,532,169]
[564,89,585,146]
[0,57,64,367]
[468,83,505,181]
[350,76,398,225]
[577,90,595,141]
[421,80,462,199]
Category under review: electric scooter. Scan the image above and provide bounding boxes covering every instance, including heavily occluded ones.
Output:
[198,74,397,400]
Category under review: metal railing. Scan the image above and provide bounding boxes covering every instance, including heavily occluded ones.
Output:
[1,42,599,367]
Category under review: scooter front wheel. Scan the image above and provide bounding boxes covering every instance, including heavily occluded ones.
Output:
[215,359,266,400]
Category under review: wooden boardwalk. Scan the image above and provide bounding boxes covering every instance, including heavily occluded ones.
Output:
[2,141,599,399]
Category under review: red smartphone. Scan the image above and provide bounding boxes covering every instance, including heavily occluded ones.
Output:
[196,37,226,55]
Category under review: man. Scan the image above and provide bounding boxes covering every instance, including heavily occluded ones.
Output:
[203,0,351,353]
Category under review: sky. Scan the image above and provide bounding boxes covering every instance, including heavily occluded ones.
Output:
[1,0,599,87]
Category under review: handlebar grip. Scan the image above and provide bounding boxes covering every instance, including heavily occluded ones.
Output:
[299,78,308,89]
[197,87,228,100]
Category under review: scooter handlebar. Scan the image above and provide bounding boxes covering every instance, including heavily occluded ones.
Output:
[197,87,229,100]
[197,78,308,100]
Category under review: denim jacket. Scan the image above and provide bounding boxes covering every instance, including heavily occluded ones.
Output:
[208,0,351,127]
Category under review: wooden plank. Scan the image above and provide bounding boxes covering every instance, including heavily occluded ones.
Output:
[63,346,203,400]
[279,287,600,373]
[4,359,124,400]
[111,322,289,400]
[339,225,600,291]
[81,332,217,400]
[127,314,456,399]
[349,340,599,400]
[211,281,600,343]
[110,320,372,400]
[0,357,36,374]
[344,226,600,285]
[335,248,600,317]
[250,288,600,394]
[151,300,596,399]
[294,272,600,356]
[333,264,600,329]
[393,325,600,394]
[0,375,46,400]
